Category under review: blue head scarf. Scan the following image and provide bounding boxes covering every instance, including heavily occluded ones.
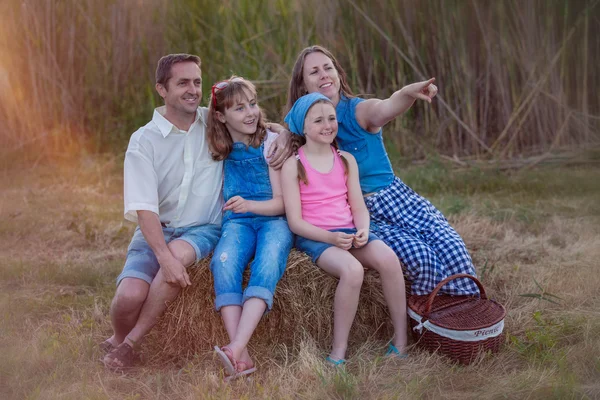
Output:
[284,92,332,136]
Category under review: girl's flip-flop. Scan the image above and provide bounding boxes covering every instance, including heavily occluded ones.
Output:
[214,346,237,376]
[385,343,409,358]
[224,360,257,382]
[325,356,346,366]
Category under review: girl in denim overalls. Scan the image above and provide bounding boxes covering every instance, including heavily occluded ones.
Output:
[281,93,408,364]
[207,76,293,379]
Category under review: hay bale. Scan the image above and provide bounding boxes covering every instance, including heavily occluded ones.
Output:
[146,249,395,364]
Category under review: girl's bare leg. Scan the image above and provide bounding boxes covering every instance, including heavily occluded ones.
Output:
[220,305,252,365]
[223,298,266,362]
[316,247,365,360]
[352,240,408,352]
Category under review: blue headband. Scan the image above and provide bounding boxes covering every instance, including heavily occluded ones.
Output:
[284,92,332,136]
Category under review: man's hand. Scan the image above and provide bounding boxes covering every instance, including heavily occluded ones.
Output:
[266,124,293,170]
[160,255,191,288]
[137,210,191,288]
[353,228,369,248]
[330,231,354,250]
[402,78,438,103]
[223,195,253,214]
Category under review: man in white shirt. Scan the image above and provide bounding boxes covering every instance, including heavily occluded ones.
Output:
[102,54,290,370]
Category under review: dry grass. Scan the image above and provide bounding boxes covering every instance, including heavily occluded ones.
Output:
[146,250,394,366]
[1,156,600,399]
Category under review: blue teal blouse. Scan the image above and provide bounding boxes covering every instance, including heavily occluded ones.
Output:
[335,95,395,194]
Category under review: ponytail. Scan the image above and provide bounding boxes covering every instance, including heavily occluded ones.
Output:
[331,140,350,176]
[296,154,308,185]
[290,134,309,185]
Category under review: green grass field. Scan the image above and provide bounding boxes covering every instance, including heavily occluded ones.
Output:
[1,156,599,399]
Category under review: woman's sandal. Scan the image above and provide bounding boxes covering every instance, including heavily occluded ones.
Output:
[385,343,409,359]
[103,342,136,371]
[325,356,347,367]
[214,346,237,376]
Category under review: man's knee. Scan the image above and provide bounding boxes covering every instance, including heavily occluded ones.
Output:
[168,240,196,267]
[112,279,149,313]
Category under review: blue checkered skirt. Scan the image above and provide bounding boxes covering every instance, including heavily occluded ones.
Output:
[365,177,479,296]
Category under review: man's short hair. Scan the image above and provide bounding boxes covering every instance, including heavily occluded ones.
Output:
[155,53,202,88]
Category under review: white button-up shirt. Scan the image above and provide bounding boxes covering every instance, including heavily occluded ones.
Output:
[123,106,223,228]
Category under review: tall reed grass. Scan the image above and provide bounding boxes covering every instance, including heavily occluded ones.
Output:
[0,0,598,167]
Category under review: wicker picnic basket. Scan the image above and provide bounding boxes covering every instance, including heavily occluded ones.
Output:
[408,273,506,364]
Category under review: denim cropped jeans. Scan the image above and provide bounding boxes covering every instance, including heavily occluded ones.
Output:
[209,216,293,311]
[117,224,221,286]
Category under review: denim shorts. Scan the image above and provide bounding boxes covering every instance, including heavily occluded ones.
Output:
[117,224,221,286]
[209,216,293,311]
[295,227,380,263]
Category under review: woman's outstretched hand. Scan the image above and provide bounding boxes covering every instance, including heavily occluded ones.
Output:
[356,77,438,131]
[403,78,438,103]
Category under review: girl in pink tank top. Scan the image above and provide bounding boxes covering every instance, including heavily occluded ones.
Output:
[296,145,354,231]
[281,93,409,364]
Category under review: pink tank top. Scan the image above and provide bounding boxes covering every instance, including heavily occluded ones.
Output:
[298,146,355,230]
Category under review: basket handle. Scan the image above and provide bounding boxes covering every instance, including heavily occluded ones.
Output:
[423,274,487,319]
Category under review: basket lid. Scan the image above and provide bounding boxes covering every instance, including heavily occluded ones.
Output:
[408,294,505,330]
[408,274,506,330]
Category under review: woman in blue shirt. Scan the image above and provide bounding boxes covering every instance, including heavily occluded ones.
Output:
[285,45,479,296]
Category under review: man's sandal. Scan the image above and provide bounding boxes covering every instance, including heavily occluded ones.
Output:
[103,342,136,371]
[99,339,116,354]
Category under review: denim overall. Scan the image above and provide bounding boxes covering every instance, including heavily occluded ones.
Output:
[209,141,293,311]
